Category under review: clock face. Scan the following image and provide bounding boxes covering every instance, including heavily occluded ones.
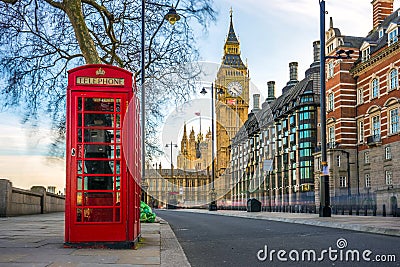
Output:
[227,81,243,97]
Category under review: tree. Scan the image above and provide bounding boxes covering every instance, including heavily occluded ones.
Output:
[0,0,216,158]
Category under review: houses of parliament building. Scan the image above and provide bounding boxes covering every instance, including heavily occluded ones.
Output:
[144,10,250,207]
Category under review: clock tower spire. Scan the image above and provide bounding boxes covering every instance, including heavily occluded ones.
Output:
[214,9,250,202]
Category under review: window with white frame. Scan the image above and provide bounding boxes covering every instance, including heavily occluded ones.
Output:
[328,126,335,145]
[327,43,334,54]
[371,78,379,98]
[365,173,371,188]
[328,93,334,111]
[361,47,370,62]
[388,28,398,45]
[385,146,392,160]
[317,157,322,171]
[379,29,384,38]
[339,176,347,188]
[336,155,341,167]
[372,115,381,137]
[389,69,398,91]
[358,120,364,143]
[385,170,393,185]
[364,151,370,164]
[357,88,364,104]
[389,108,399,134]
[328,61,334,78]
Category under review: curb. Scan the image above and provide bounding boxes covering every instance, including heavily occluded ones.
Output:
[159,217,191,267]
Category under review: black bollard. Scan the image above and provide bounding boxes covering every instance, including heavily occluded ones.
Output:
[383,204,386,217]
[364,205,368,216]
[349,205,353,215]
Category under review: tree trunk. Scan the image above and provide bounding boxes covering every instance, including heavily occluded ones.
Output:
[63,0,101,64]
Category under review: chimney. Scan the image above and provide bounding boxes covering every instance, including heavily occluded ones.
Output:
[252,94,260,112]
[313,40,320,63]
[289,62,298,82]
[267,81,276,102]
[285,62,299,89]
[372,0,394,29]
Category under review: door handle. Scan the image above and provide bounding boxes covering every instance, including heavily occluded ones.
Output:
[71,148,76,156]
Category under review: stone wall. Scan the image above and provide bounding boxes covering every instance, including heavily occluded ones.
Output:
[376,186,400,215]
[0,179,65,217]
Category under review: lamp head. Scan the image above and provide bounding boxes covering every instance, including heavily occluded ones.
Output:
[200,88,207,95]
[164,6,180,25]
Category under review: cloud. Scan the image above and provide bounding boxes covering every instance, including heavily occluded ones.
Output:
[0,155,65,191]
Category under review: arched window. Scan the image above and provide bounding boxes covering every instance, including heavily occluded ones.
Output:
[371,78,379,98]
[389,69,398,91]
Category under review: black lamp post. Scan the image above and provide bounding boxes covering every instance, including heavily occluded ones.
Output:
[141,1,180,204]
[200,84,224,211]
[319,0,353,217]
[165,142,178,208]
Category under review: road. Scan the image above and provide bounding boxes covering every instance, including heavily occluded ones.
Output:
[157,210,400,267]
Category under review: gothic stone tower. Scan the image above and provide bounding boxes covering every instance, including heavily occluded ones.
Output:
[214,10,250,200]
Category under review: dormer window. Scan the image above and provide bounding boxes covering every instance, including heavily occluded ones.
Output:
[379,29,384,38]
[389,29,398,45]
[361,47,370,62]
[386,23,399,46]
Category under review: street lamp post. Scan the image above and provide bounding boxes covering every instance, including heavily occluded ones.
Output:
[319,0,331,218]
[319,0,353,217]
[165,142,178,208]
[140,1,180,203]
[200,83,223,211]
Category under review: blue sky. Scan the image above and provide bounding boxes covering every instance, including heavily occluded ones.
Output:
[1,0,400,190]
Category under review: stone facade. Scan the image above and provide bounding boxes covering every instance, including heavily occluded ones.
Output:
[145,164,211,208]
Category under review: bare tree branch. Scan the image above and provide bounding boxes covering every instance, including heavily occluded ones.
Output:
[0,0,217,158]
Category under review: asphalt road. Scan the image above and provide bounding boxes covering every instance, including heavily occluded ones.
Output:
[157,210,400,267]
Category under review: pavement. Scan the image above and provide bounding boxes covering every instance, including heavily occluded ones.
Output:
[0,210,399,267]
[0,212,190,267]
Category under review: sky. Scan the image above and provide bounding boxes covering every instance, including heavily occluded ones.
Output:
[1,0,399,191]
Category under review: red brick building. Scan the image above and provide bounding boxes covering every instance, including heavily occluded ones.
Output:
[315,0,400,215]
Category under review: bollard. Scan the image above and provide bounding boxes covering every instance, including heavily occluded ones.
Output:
[373,206,377,216]
[349,205,353,215]
[356,205,360,216]
[364,205,368,216]
[341,206,344,215]
[383,204,386,217]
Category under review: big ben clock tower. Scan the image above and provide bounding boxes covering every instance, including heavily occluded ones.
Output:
[214,9,249,200]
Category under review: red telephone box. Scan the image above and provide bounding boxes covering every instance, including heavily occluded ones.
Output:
[65,64,141,248]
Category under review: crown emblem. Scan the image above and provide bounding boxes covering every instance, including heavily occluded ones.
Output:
[96,67,106,76]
